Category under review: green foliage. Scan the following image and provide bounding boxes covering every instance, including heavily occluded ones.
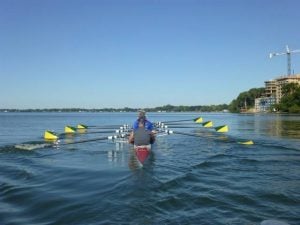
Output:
[147,104,229,112]
[277,83,300,113]
[288,105,300,113]
[0,104,230,112]
[229,88,265,113]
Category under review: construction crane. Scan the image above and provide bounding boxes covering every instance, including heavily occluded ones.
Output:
[269,45,300,76]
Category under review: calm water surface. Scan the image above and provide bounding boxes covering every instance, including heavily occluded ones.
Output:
[0,112,299,225]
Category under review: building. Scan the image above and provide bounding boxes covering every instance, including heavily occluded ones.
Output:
[255,74,300,112]
[264,80,277,98]
[255,96,276,112]
[275,74,300,103]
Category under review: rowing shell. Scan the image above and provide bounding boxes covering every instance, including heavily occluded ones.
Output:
[134,145,151,164]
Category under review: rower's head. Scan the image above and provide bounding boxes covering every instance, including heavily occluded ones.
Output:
[138,109,146,119]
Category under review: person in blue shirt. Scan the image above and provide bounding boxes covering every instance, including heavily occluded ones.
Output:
[129,110,155,145]
[132,110,154,131]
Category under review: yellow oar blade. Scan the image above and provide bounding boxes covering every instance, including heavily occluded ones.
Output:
[65,126,76,134]
[194,117,203,123]
[77,124,88,129]
[238,140,254,145]
[215,125,229,133]
[202,121,213,127]
[44,130,58,140]
[77,128,87,134]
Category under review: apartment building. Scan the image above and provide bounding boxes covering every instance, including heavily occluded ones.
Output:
[255,74,300,112]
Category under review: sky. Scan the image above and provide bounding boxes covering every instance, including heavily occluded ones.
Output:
[1,0,300,109]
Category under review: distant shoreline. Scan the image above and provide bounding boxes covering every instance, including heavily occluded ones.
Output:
[0,104,230,113]
[0,109,229,113]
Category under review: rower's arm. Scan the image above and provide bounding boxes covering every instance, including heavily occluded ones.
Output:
[128,131,134,144]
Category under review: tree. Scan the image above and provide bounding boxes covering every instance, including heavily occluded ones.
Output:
[278,83,300,113]
[229,88,265,113]
[282,83,299,96]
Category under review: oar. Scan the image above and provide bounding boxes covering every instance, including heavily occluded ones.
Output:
[65,125,130,133]
[44,127,130,140]
[156,117,203,124]
[68,125,130,134]
[198,121,229,132]
[59,134,124,145]
[77,124,130,129]
[165,130,254,145]
[157,121,228,133]
[15,134,125,150]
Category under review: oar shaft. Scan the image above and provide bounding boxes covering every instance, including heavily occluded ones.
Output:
[166,130,253,145]
[60,135,122,145]
[86,126,125,130]
[85,124,130,129]
[172,131,201,137]
[86,130,130,134]
[160,119,195,123]
[165,126,201,128]
[162,122,198,125]
[157,117,202,124]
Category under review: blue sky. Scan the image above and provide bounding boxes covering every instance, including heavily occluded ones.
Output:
[1,0,300,109]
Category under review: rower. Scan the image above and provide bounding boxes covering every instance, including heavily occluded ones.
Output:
[132,109,154,131]
[129,110,155,145]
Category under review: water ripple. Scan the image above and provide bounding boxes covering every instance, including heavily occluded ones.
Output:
[1,113,300,225]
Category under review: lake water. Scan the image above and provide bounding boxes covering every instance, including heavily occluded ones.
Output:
[0,112,299,225]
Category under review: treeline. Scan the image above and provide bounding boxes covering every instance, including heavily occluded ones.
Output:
[0,108,136,113]
[149,104,229,112]
[2,84,298,113]
[0,104,229,113]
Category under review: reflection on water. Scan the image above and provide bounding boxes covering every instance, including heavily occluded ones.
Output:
[252,114,300,139]
[278,120,300,138]
[106,141,155,170]
[236,114,300,140]
[128,147,156,171]
[107,142,127,165]
[193,129,231,144]
[128,148,142,171]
